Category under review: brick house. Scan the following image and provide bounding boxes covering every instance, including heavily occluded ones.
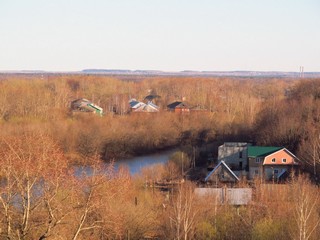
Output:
[205,143,300,182]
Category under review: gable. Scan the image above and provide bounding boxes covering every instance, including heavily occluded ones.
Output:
[263,148,299,165]
[205,161,239,182]
[133,102,159,112]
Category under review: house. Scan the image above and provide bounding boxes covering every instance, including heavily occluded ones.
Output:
[129,99,145,110]
[205,161,239,186]
[248,146,300,181]
[134,101,159,112]
[218,142,251,178]
[71,98,103,115]
[129,99,159,113]
[207,142,300,183]
[167,101,190,113]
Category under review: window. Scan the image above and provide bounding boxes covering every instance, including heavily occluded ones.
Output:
[282,158,287,163]
[272,158,276,163]
[255,158,260,163]
[274,169,279,174]
[254,170,259,175]
[239,151,243,158]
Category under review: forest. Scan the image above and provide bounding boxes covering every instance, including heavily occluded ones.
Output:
[0,74,319,239]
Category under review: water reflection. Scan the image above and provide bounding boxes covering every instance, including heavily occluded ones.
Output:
[115,150,175,175]
[74,149,176,176]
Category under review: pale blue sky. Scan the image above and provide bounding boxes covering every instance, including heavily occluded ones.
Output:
[0,0,319,72]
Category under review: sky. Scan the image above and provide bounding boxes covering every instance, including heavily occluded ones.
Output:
[0,0,319,72]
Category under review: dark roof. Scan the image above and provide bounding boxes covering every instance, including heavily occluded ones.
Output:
[71,98,91,109]
[144,94,161,101]
[129,100,141,108]
[71,98,90,104]
[248,146,283,158]
[167,101,189,109]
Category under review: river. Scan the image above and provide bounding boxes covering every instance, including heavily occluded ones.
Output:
[114,149,176,175]
[74,149,177,176]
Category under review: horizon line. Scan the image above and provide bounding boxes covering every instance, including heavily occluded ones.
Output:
[0,69,319,73]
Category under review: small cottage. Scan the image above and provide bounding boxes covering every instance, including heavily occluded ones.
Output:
[70,98,103,115]
[129,99,159,113]
[167,101,190,113]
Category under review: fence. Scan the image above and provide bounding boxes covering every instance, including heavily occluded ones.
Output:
[195,187,252,205]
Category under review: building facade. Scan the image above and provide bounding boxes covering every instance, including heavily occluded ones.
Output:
[218,142,251,178]
[206,143,300,182]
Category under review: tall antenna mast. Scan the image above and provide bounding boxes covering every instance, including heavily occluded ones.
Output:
[299,66,304,78]
[299,66,301,78]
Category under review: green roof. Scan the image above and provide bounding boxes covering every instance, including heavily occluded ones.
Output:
[248,146,283,158]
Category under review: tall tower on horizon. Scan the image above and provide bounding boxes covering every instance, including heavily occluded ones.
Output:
[299,66,304,78]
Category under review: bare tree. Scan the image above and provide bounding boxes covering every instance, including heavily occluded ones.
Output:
[291,175,320,240]
[169,182,198,240]
[0,133,68,240]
